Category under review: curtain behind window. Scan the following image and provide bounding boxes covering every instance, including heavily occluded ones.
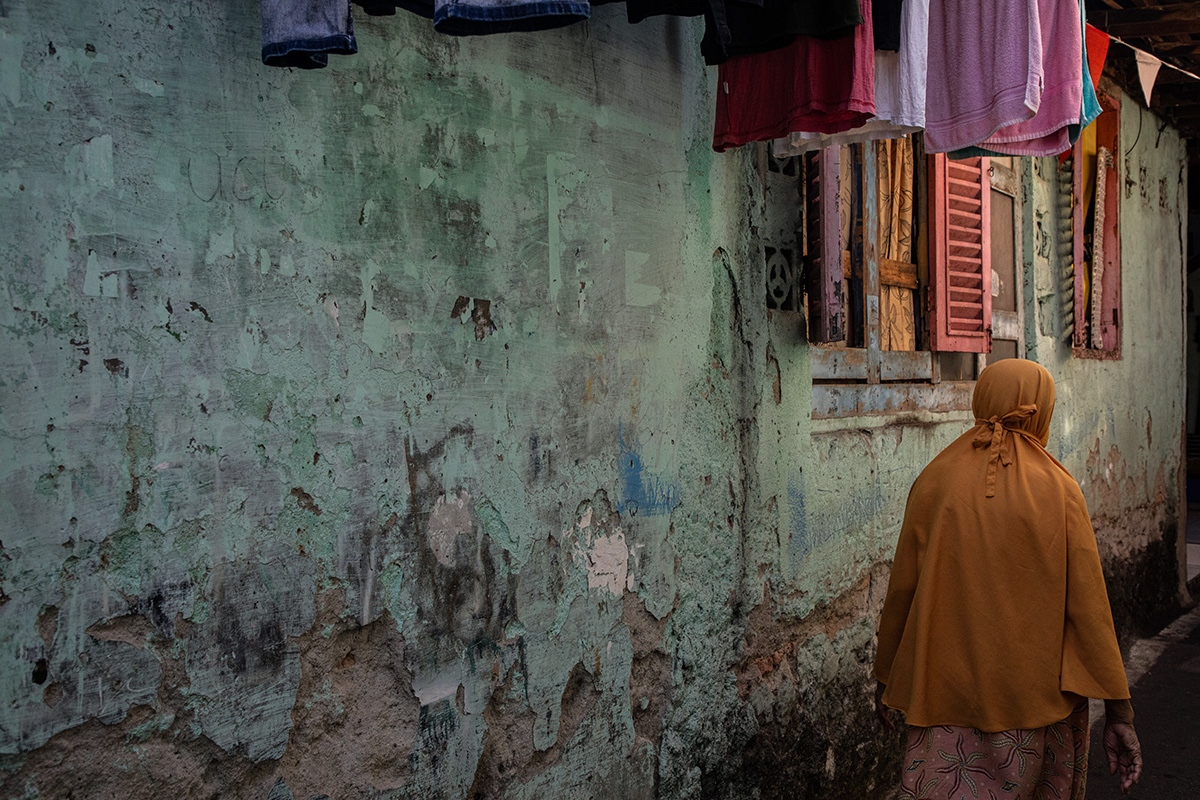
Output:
[878,137,916,351]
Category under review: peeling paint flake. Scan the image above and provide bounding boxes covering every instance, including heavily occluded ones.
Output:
[132,76,165,97]
[566,502,630,597]
[82,249,118,298]
[69,133,114,191]
[579,530,628,596]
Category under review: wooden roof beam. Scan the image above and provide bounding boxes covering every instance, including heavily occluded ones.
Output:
[1145,83,1200,106]
[1093,6,1200,38]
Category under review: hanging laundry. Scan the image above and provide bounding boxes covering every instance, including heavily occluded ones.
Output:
[713,0,874,151]
[968,0,1084,155]
[873,0,903,52]
[354,0,436,19]
[352,0,587,34]
[620,0,713,23]
[873,0,927,134]
[949,0,1094,159]
[434,0,589,34]
[701,0,862,66]
[922,0,1041,153]
[773,0,925,155]
[585,0,743,26]
[262,0,358,68]
[1064,5,1103,148]
[591,0,745,60]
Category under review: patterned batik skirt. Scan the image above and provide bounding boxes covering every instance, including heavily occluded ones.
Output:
[899,702,1089,800]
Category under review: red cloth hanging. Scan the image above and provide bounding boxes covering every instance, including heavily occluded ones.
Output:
[712,0,875,152]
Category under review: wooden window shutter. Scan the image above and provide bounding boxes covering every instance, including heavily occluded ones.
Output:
[929,154,991,352]
[1072,98,1122,357]
[804,147,844,343]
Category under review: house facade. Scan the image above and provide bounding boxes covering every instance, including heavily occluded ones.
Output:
[0,2,1189,798]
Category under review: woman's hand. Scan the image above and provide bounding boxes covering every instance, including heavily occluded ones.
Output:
[874,681,894,731]
[1103,721,1142,795]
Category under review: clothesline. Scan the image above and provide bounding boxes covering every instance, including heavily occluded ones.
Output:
[1105,31,1200,85]
[263,0,1200,154]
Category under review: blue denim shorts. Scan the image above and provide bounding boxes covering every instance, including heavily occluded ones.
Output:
[262,0,358,68]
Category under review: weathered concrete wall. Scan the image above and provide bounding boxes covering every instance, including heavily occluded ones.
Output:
[1024,96,1189,633]
[0,2,1189,798]
[0,1,900,797]
[727,95,1189,797]
[1188,258,1199,438]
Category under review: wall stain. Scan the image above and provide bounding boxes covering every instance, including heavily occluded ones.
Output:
[289,487,323,516]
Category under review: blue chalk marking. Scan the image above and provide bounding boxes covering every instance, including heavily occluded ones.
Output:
[616,422,681,517]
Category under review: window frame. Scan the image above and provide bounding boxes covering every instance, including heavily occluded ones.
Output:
[758,140,1026,419]
[987,158,1026,361]
[1071,92,1122,360]
[807,144,994,385]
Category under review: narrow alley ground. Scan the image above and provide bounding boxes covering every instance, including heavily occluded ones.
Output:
[1085,509,1200,800]
[1188,500,1199,584]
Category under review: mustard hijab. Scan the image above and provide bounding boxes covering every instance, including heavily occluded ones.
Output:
[874,359,1130,732]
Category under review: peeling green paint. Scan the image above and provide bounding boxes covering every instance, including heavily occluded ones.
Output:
[0,3,1188,799]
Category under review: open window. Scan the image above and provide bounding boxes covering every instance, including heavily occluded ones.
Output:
[759,137,1030,416]
[986,157,1025,363]
[1067,94,1122,358]
[785,138,995,381]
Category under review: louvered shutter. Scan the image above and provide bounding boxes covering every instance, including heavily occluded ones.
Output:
[929,155,992,352]
[804,147,844,343]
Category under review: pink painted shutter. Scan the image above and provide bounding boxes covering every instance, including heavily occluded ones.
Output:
[929,155,992,352]
[804,147,844,343]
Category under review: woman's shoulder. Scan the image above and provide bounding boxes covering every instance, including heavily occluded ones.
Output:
[910,431,978,484]
[910,430,1083,503]
[1031,445,1090,504]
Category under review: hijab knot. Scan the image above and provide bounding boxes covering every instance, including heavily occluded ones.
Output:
[973,404,1038,497]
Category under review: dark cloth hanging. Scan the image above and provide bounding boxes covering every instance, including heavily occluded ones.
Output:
[353,0,588,34]
[872,0,902,50]
[701,0,862,65]
[613,0,712,23]
[586,0,762,45]
[356,0,433,18]
[629,0,704,21]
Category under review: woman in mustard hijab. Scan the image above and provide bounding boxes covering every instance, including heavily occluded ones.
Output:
[873,359,1143,797]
